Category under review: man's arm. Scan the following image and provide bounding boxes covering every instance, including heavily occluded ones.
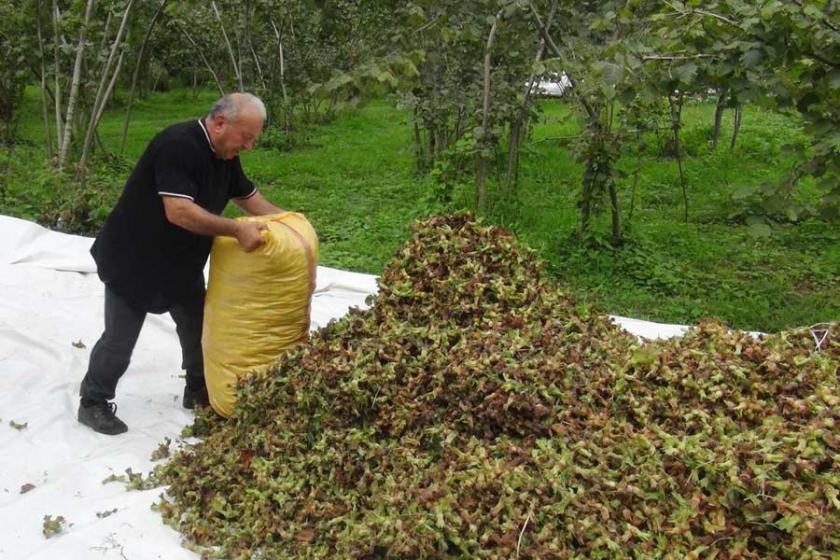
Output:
[162,196,266,251]
[234,191,284,216]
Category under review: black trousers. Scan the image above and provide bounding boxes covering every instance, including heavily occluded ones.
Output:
[79,280,206,404]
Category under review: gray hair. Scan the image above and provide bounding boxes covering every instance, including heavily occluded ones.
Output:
[208,92,267,122]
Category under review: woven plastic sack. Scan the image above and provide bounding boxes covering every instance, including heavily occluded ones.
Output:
[203,212,318,417]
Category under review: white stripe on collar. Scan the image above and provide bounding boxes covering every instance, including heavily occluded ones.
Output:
[197,118,215,153]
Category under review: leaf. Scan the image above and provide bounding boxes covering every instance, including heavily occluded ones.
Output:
[731,185,757,200]
[96,508,118,519]
[673,63,697,85]
[827,69,840,90]
[42,515,66,539]
[776,513,802,533]
[742,49,763,68]
[747,221,772,237]
[601,62,624,86]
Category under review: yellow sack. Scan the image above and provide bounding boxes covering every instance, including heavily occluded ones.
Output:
[203,212,318,417]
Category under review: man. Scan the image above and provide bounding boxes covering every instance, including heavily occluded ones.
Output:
[78,92,283,435]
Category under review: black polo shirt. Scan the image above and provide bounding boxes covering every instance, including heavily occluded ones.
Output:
[91,119,257,312]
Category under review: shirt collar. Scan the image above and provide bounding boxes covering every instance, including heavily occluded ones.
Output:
[197,118,216,153]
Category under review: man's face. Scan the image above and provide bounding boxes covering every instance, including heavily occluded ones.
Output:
[211,108,263,160]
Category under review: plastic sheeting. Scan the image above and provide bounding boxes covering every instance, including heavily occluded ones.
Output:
[0,214,690,559]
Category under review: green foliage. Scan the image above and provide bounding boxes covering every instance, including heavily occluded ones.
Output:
[429,133,478,204]
[6,88,838,332]
[0,1,32,143]
[40,173,122,235]
[164,0,401,132]
[0,142,122,234]
[651,0,840,222]
[257,124,310,152]
[391,0,540,189]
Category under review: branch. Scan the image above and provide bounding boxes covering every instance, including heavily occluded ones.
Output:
[57,0,95,171]
[413,14,440,34]
[269,18,288,107]
[79,0,134,176]
[476,8,506,210]
[692,8,738,27]
[177,22,225,96]
[791,0,840,34]
[527,1,597,122]
[642,54,716,61]
[51,0,63,146]
[211,0,242,90]
[120,0,169,153]
[522,0,557,105]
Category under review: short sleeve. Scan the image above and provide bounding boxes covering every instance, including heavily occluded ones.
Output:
[155,141,200,201]
[229,156,257,200]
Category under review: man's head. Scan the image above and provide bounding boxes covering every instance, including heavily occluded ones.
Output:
[206,93,266,160]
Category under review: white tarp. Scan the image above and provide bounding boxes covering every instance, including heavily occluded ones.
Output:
[0,215,689,559]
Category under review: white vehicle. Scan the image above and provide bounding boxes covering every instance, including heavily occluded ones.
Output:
[529,72,572,97]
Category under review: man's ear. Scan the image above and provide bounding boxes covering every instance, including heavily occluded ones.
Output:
[211,114,226,130]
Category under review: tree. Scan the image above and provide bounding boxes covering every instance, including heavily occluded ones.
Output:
[0,1,36,144]
[656,0,840,224]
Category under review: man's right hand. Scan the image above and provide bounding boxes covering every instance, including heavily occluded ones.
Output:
[234,221,268,252]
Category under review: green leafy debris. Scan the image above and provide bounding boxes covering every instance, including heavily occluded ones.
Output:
[125,468,160,492]
[151,437,172,462]
[101,473,127,485]
[157,214,839,559]
[42,515,66,539]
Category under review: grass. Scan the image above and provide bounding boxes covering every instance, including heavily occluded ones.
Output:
[2,86,837,332]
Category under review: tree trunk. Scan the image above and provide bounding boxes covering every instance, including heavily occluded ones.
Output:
[58,0,95,171]
[245,2,265,91]
[51,0,64,149]
[414,119,425,173]
[608,180,622,245]
[476,9,504,211]
[712,88,726,149]
[505,124,521,193]
[581,159,595,236]
[504,3,557,193]
[78,0,133,177]
[730,103,742,150]
[454,105,466,143]
[270,18,290,131]
[178,23,225,96]
[97,11,113,62]
[212,1,243,91]
[427,121,437,165]
[36,0,53,158]
[669,94,689,222]
[628,135,642,225]
[120,0,168,154]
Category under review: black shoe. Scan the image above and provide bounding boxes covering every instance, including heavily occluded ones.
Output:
[183,385,209,410]
[78,401,128,435]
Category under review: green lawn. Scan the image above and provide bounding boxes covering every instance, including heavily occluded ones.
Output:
[2,87,837,332]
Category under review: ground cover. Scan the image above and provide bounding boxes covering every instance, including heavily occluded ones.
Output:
[1,87,836,331]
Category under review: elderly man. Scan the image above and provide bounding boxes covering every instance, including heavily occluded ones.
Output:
[78,92,282,435]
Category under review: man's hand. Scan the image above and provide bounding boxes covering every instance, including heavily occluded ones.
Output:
[234,221,268,252]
